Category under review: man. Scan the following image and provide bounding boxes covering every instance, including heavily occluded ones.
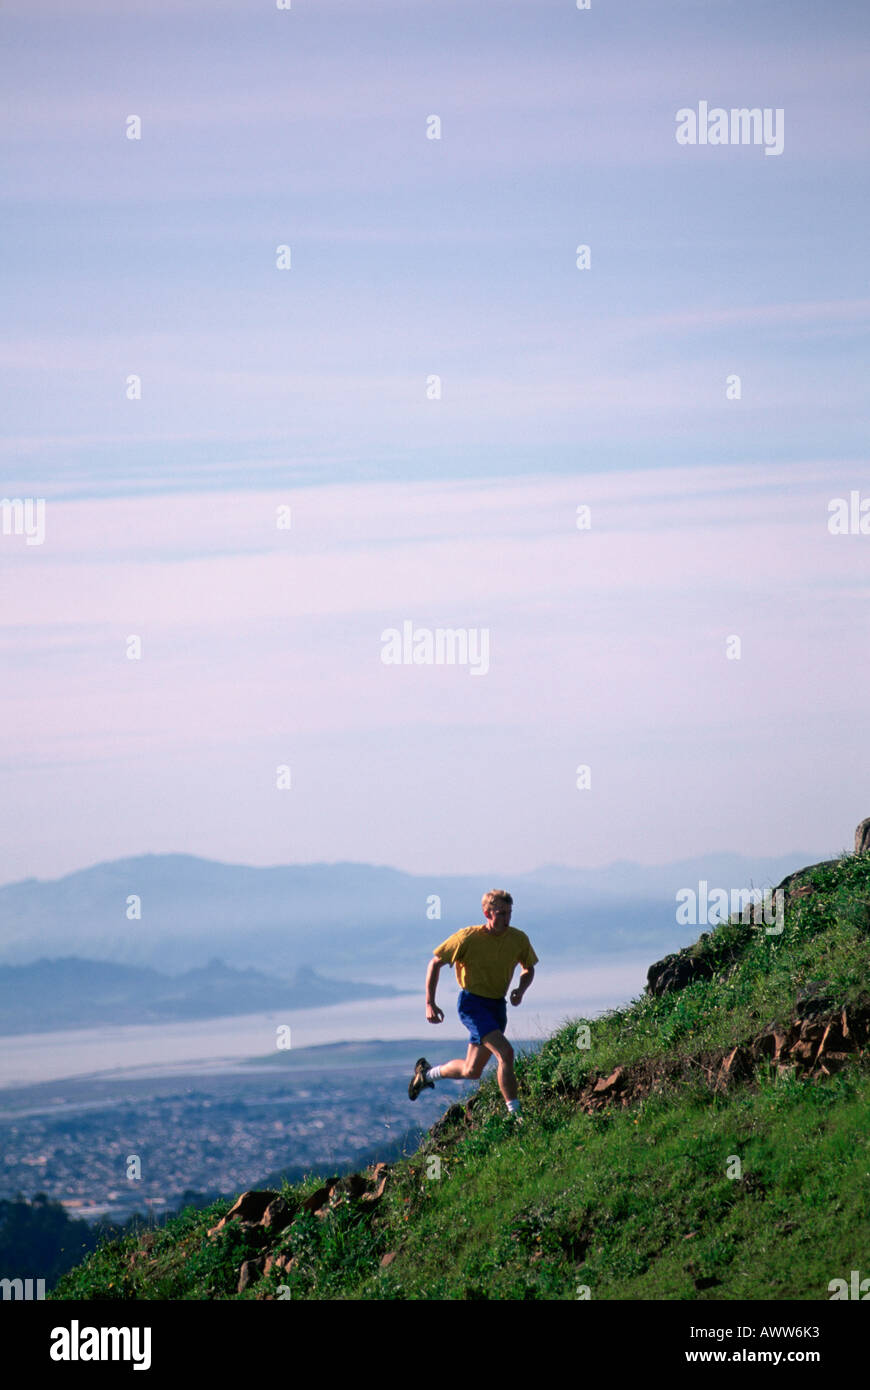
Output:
[408,889,538,1118]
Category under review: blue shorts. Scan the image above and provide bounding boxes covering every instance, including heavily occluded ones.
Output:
[457,989,507,1046]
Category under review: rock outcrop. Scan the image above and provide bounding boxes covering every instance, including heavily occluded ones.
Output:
[563,999,870,1116]
[646,946,721,997]
[855,818,870,855]
[205,1162,393,1296]
[207,1188,295,1242]
[647,822,870,999]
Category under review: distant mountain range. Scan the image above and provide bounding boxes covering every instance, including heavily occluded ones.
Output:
[0,957,410,1036]
[0,849,827,976]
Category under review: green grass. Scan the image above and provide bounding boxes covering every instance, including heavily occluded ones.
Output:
[49,851,870,1301]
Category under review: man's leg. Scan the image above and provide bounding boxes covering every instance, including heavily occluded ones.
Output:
[429,1041,492,1081]
[409,1041,491,1098]
[481,1030,517,1103]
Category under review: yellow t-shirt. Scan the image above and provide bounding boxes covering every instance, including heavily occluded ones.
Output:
[433,925,539,998]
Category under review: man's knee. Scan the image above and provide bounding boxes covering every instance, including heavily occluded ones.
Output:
[484,1034,513,1066]
[463,1051,489,1079]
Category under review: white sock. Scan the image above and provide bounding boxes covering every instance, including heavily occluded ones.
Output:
[426,1066,442,1081]
[506,1098,521,1113]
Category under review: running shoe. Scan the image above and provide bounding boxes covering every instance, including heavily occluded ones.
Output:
[408,1056,434,1100]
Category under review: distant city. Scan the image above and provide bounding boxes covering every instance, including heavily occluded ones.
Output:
[0,1043,471,1226]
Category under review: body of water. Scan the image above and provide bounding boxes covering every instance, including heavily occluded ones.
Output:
[0,955,651,1088]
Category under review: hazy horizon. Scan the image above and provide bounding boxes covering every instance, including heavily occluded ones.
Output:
[0,840,835,892]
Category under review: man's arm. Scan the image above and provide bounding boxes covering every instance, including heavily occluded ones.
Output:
[426,956,445,1022]
[509,964,534,1005]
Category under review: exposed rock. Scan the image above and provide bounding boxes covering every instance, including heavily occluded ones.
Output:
[647,837,866,1002]
[207,1189,279,1238]
[773,861,838,899]
[226,1190,278,1221]
[795,982,837,1017]
[855,818,870,854]
[260,1196,295,1234]
[300,1179,340,1214]
[332,1172,370,1200]
[716,1046,751,1089]
[818,1052,851,1075]
[592,1066,625,1095]
[754,1027,793,1062]
[205,1187,293,1247]
[237,1257,264,1293]
[646,952,713,998]
[318,1162,392,1215]
[567,1000,870,1116]
[429,1099,474,1141]
[281,1160,394,1229]
[360,1162,391,1202]
[798,1018,826,1041]
[772,1029,793,1062]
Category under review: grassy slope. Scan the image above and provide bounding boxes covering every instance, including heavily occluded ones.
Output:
[50,853,870,1301]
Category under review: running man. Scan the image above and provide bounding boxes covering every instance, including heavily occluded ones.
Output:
[408,889,538,1117]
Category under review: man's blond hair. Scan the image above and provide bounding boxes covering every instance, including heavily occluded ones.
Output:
[482,889,513,913]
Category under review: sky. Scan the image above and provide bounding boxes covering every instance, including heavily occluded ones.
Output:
[1,0,869,883]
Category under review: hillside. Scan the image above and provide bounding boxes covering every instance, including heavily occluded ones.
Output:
[49,844,870,1301]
